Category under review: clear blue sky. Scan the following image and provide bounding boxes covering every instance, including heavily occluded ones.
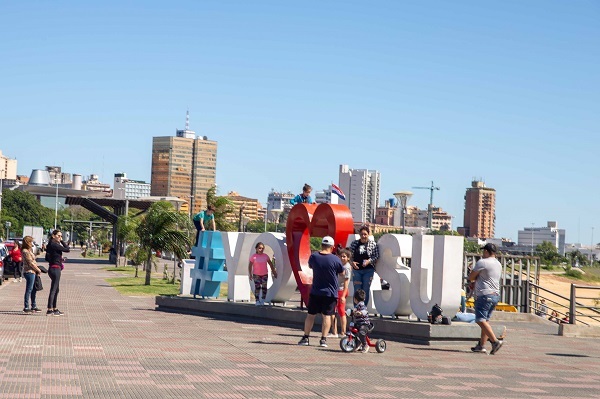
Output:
[1,1,598,244]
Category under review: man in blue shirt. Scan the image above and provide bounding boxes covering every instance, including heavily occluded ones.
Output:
[298,236,343,348]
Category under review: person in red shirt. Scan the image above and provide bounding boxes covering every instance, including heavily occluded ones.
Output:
[10,240,23,282]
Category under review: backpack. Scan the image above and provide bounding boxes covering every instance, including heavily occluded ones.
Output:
[428,304,444,324]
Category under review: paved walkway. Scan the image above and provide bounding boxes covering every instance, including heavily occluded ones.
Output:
[1,252,600,398]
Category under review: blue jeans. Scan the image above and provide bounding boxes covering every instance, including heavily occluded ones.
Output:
[475,294,500,322]
[352,268,375,306]
[23,272,38,310]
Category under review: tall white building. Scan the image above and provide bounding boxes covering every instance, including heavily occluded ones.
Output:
[518,221,566,255]
[113,173,151,199]
[314,185,340,205]
[338,164,380,223]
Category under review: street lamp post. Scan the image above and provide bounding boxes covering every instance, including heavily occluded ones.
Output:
[531,223,534,256]
[54,177,60,230]
[393,191,413,234]
[5,221,11,240]
[591,227,595,265]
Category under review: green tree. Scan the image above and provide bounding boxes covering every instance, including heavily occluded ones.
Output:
[116,215,141,266]
[464,239,481,254]
[535,241,562,265]
[136,201,191,285]
[205,186,235,231]
[1,189,55,234]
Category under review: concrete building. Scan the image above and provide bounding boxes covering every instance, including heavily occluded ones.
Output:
[225,191,261,229]
[0,150,17,180]
[518,221,566,255]
[150,112,217,215]
[83,174,112,194]
[458,180,496,239]
[315,185,341,205]
[375,200,397,226]
[377,204,453,231]
[113,173,151,200]
[338,164,380,224]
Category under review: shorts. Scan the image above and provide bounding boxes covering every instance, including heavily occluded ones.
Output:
[336,290,347,315]
[474,294,500,322]
[307,294,337,316]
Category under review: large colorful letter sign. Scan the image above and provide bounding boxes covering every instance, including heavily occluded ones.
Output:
[409,235,464,320]
[286,203,354,305]
[371,234,413,316]
[190,231,228,298]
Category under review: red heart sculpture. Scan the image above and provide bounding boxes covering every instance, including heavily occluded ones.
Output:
[285,203,354,305]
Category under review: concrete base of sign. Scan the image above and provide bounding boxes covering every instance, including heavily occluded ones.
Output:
[156,295,507,345]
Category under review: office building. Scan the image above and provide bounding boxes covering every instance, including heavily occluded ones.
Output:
[113,173,151,199]
[458,180,496,239]
[518,221,566,255]
[150,113,217,215]
[338,164,380,224]
[0,150,17,180]
[225,191,261,229]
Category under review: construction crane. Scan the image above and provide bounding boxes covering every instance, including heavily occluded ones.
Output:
[412,181,440,229]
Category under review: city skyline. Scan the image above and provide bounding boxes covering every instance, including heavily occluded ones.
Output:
[1,1,598,244]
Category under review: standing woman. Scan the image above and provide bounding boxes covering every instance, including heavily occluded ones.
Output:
[46,229,70,316]
[10,240,23,282]
[21,236,43,314]
[349,226,379,307]
[248,242,277,306]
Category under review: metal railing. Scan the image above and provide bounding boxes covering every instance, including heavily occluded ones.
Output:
[464,253,539,312]
[529,282,600,326]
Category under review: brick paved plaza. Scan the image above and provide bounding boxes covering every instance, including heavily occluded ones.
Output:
[1,252,600,398]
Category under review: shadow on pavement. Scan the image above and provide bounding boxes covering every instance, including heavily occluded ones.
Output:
[546,352,591,358]
[407,347,468,354]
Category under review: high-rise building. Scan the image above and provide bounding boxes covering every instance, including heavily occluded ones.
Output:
[518,221,566,255]
[338,164,380,223]
[113,173,151,199]
[0,150,17,180]
[150,112,217,215]
[458,180,496,239]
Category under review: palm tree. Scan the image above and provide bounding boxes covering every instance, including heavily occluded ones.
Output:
[205,186,235,231]
[137,201,192,285]
[115,215,139,267]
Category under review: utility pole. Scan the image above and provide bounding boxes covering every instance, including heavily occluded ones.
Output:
[412,181,440,229]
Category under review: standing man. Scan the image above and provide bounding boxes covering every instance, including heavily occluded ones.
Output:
[469,243,504,355]
[298,236,343,348]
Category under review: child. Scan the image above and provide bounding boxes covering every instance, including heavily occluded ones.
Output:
[351,289,371,353]
[248,242,277,305]
[329,248,352,338]
[289,183,314,205]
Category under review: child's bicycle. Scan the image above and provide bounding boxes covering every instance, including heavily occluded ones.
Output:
[339,320,387,353]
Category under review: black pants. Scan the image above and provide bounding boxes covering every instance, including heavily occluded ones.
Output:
[48,267,61,309]
[13,261,23,279]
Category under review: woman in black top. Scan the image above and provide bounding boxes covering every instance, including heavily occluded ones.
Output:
[46,229,70,316]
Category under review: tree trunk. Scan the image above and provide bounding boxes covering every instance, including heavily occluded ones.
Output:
[144,255,152,285]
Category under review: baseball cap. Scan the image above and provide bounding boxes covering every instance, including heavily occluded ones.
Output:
[481,243,497,253]
[321,236,334,246]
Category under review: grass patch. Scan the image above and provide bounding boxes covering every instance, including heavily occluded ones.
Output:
[561,267,600,283]
[103,266,229,297]
[103,266,180,296]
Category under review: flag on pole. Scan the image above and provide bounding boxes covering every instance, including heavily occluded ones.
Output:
[331,183,346,200]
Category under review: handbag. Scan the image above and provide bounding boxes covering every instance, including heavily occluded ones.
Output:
[34,275,43,291]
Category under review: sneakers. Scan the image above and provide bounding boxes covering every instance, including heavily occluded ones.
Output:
[255,301,261,306]
[32,308,42,313]
[471,344,487,354]
[319,338,328,348]
[298,336,309,346]
[490,340,504,355]
[327,333,338,338]
[23,308,33,314]
[53,310,64,316]
[361,345,369,353]
[18,278,22,282]
[46,310,54,316]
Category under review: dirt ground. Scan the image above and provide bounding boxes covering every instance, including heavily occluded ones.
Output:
[538,272,600,324]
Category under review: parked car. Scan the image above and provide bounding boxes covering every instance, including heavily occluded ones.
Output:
[11,237,42,256]
[1,241,16,280]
